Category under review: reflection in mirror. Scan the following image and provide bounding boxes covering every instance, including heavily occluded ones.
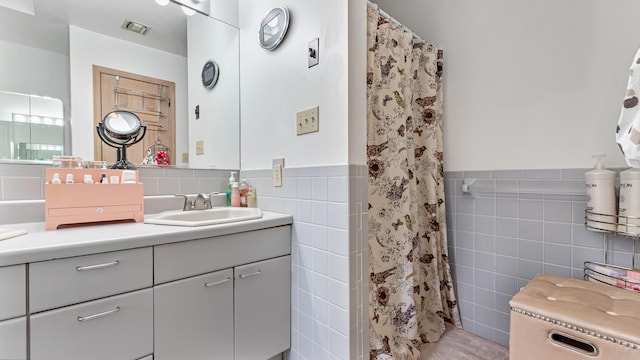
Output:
[0,0,240,169]
[97,111,146,169]
[0,91,64,161]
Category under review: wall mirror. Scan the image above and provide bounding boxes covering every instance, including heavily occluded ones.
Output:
[0,91,64,161]
[0,0,239,169]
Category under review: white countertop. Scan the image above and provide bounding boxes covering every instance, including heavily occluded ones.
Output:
[0,211,293,267]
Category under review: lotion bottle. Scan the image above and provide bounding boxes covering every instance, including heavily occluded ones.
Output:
[585,155,617,232]
[247,185,257,208]
[239,178,249,207]
[231,182,240,207]
[618,167,640,234]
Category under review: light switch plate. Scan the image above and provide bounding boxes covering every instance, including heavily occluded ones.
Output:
[181,153,189,163]
[296,106,319,135]
[195,140,204,155]
[308,38,319,68]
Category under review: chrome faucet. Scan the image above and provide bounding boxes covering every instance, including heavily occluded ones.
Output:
[175,192,222,211]
[175,194,194,211]
[193,193,210,210]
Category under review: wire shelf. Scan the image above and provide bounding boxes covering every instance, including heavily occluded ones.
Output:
[584,210,638,269]
[584,261,640,292]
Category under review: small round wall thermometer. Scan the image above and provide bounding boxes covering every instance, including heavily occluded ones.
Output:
[259,7,290,51]
[201,60,220,89]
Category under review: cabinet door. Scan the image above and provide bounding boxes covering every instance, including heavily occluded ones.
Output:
[0,317,26,359]
[30,288,153,360]
[235,255,291,360]
[154,268,234,360]
[0,264,25,320]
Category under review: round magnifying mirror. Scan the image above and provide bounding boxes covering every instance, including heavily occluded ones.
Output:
[103,111,142,143]
[259,7,290,51]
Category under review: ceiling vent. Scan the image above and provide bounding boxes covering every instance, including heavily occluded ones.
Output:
[121,19,151,35]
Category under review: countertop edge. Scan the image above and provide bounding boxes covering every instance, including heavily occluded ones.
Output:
[0,211,293,267]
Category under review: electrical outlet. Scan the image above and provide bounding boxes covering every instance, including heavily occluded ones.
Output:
[181,153,189,163]
[273,164,283,187]
[296,106,319,135]
[195,140,204,155]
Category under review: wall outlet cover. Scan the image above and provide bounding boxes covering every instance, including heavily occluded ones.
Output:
[195,140,204,155]
[273,164,283,187]
[181,152,189,163]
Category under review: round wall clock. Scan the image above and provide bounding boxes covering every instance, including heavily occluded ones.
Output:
[258,7,290,51]
[201,60,220,89]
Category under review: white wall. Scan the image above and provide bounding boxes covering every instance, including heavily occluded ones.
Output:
[0,39,69,124]
[69,26,188,162]
[348,1,368,166]
[187,14,240,169]
[210,0,239,27]
[373,0,640,171]
[239,0,351,170]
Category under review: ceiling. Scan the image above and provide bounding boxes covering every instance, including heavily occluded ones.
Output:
[0,0,188,56]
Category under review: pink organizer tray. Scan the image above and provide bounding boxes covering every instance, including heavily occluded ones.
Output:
[45,168,144,230]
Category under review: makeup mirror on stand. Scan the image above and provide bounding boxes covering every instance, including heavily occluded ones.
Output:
[96,111,146,169]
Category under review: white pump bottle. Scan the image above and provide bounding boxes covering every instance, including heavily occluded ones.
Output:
[618,167,640,234]
[585,155,616,232]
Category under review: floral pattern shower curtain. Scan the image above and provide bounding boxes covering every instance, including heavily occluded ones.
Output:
[367,4,461,359]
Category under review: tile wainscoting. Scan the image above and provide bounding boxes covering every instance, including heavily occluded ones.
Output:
[445,168,639,347]
[0,163,233,224]
[9,163,631,354]
[241,165,368,360]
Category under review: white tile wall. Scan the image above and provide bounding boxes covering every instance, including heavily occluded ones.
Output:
[242,164,368,360]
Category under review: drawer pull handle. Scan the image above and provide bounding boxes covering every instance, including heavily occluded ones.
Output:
[76,260,119,271]
[548,330,598,356]
[239,270,262,279]
[204,277,232,287]
[77,307,120,322]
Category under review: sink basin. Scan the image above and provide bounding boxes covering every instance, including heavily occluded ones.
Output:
[144,207,263,226]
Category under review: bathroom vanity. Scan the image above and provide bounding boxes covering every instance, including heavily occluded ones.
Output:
[0,211,292,360]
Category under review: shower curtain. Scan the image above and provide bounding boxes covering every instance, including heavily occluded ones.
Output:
[367,4,461,359]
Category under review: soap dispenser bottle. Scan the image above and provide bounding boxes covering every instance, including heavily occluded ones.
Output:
[618,167,640,234]
[239,178,249,207]
[585,155,617,232]
[231,182,240,207]
[226,171,237,206]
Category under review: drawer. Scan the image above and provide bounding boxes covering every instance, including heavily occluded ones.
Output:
[0,316,26,359]
[30,288,153,360]
[30,247,152,312]
[48,203,142,217]
[154,225,291,284]
[0,264,26,320]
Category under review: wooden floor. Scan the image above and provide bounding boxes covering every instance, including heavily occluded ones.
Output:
[420,323,509,360]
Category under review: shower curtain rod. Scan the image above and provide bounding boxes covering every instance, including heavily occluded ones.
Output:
[368,1,426,43]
